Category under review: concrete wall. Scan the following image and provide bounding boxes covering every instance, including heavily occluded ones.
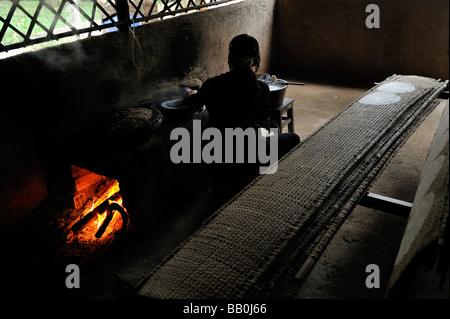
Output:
[0,0,276,232]
[271,0,449,83]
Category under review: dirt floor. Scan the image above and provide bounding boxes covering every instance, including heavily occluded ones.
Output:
[282,76,449,299]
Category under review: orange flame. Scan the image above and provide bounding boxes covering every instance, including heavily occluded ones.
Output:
[96,211,108,230]
[95,194,126,230]
[68,166,130,256]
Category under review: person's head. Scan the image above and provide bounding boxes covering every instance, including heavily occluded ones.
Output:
[228,34,261,72]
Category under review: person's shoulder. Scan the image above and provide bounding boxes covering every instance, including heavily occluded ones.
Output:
[200,72,222,83]
[201,72,232,88]
[211,72,233,82]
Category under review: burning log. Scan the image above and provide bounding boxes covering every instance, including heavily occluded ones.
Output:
[64,165,131,260]
[71,200,110,234]
[69,191,129,240]
[95,202,129,238]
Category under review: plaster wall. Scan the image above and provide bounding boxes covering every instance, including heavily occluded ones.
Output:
[272,0,449,83]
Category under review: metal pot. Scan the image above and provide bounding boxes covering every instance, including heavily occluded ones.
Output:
[258,74,288,107]
[268,79,288,108]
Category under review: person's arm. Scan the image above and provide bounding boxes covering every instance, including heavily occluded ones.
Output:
[184,79,211,112]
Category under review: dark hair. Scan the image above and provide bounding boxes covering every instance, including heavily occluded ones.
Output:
[228,34,261,72]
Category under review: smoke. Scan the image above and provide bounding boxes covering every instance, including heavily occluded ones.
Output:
[37,39,87,71]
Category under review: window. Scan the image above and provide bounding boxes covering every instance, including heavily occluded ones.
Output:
[0,0,236,57]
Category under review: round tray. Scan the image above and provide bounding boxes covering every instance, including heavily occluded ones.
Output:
[160,98,189,111]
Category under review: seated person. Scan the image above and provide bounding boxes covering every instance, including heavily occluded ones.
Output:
[184,34,300,199]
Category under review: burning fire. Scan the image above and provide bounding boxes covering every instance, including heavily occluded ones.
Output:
[68,166,130,246]
[96,209,107,230]
[90,189,124,230]
[94,193,126,232]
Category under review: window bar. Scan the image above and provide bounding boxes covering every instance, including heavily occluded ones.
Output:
[1,0,236,53]
[146,0,158,17]
[66,0,99,28]
[0,0,20,42]
[115,0,130,32]
[48,0,68,34]
[96,1,118,25]
[164,0,180,13]
[23,0,48,40]
[0,14,28,44]
[44,0,79,36]
[88,0,98,37]
[128,0,147,21]
[175,0,184,10]
[137,0,235,24]
[131,0,146,21]
[159,0,170,12]
[1,19,121,52]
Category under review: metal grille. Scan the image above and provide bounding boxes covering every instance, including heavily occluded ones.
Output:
[137,75,447,299]
[0,0,235,53]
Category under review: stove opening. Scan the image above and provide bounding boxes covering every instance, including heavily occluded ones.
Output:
[64,165,131,258]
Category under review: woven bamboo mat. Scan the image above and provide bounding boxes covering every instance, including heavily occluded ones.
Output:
[137,75,448,298]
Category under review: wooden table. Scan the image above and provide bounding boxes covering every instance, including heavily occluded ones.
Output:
[271,98,295,133]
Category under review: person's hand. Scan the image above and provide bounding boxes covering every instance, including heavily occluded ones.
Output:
[185,87,198,97]
[182,87,198,103]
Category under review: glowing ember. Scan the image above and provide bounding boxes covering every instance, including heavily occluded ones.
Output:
[96,211,108,230]
[67,166,130,247]
[95,194,126,231]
